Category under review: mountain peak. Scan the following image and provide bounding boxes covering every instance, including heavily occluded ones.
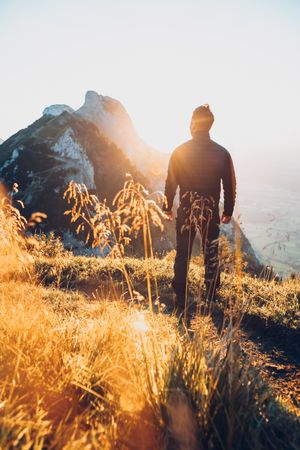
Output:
[84,90,102,108]
[75,90,166,176]
[43,104,74,117]
[78,90,126,119]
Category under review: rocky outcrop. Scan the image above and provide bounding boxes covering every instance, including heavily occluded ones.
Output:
[43,104,74,117]
[0,109,145,234]
[76,91,168,184]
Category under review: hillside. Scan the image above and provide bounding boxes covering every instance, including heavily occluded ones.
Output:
[0,183,299,449]
[0,111,145,239]
[1,248,299,449]
[36,252,300,414]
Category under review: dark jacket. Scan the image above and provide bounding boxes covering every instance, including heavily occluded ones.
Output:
[163,131,236,216]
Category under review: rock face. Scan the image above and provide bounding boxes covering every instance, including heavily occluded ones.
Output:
[0,138,3,145]
[50,127,95,189]
[76,91,168,184]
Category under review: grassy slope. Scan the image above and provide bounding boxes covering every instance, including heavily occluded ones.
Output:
[0,244,299,449]
[35,254,300,330]
[0,276,299,450]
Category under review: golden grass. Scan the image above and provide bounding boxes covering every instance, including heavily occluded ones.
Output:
[0,179,299,449]
[0,281,177,448]
[1,279,299,449]
[34,254,300,330]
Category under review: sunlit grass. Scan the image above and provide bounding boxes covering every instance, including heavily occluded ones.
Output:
[34,254,300,330]
[0,180,299,448]
[1,279,299,449]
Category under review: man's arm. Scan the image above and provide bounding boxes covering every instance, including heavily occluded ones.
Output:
[222,151,236,218]
[163,152,178,213]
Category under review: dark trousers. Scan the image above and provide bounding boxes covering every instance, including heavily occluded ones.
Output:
[172,207,220,303]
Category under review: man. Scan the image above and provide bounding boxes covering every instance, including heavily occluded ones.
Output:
[163,104,236,312]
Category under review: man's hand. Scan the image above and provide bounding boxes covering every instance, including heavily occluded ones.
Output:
[221,215,231,224]
[164,210,173,221]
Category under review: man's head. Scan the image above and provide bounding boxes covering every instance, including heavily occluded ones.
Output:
[190,104,214,136]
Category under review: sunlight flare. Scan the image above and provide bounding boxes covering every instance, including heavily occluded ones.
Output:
[131,311,149,334]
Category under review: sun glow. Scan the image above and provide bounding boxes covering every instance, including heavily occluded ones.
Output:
[131,311,149,334]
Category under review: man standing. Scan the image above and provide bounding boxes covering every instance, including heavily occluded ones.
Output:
[163,105,236,312]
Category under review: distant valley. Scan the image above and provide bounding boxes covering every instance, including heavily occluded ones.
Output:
[238,181,300,275]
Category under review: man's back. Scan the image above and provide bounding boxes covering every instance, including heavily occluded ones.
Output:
[164,130,236,217]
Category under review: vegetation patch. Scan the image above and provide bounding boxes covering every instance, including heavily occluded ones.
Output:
[0,180,299,448]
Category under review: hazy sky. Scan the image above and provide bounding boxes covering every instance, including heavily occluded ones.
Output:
[1,0,300,170]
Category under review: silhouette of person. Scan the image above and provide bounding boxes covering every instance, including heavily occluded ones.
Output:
[163,105,236,312]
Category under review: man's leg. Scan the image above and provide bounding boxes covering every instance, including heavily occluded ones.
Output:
[172,218,196,311]
[202,220,220,299]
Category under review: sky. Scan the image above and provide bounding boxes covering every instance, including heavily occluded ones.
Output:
[0,0,300,176]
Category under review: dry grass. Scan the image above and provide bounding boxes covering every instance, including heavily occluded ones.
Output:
[34,255,300,330]
[0,180,299,449]
[0,280,299,449]
[219,272,300,329]
[0,280,174,448]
